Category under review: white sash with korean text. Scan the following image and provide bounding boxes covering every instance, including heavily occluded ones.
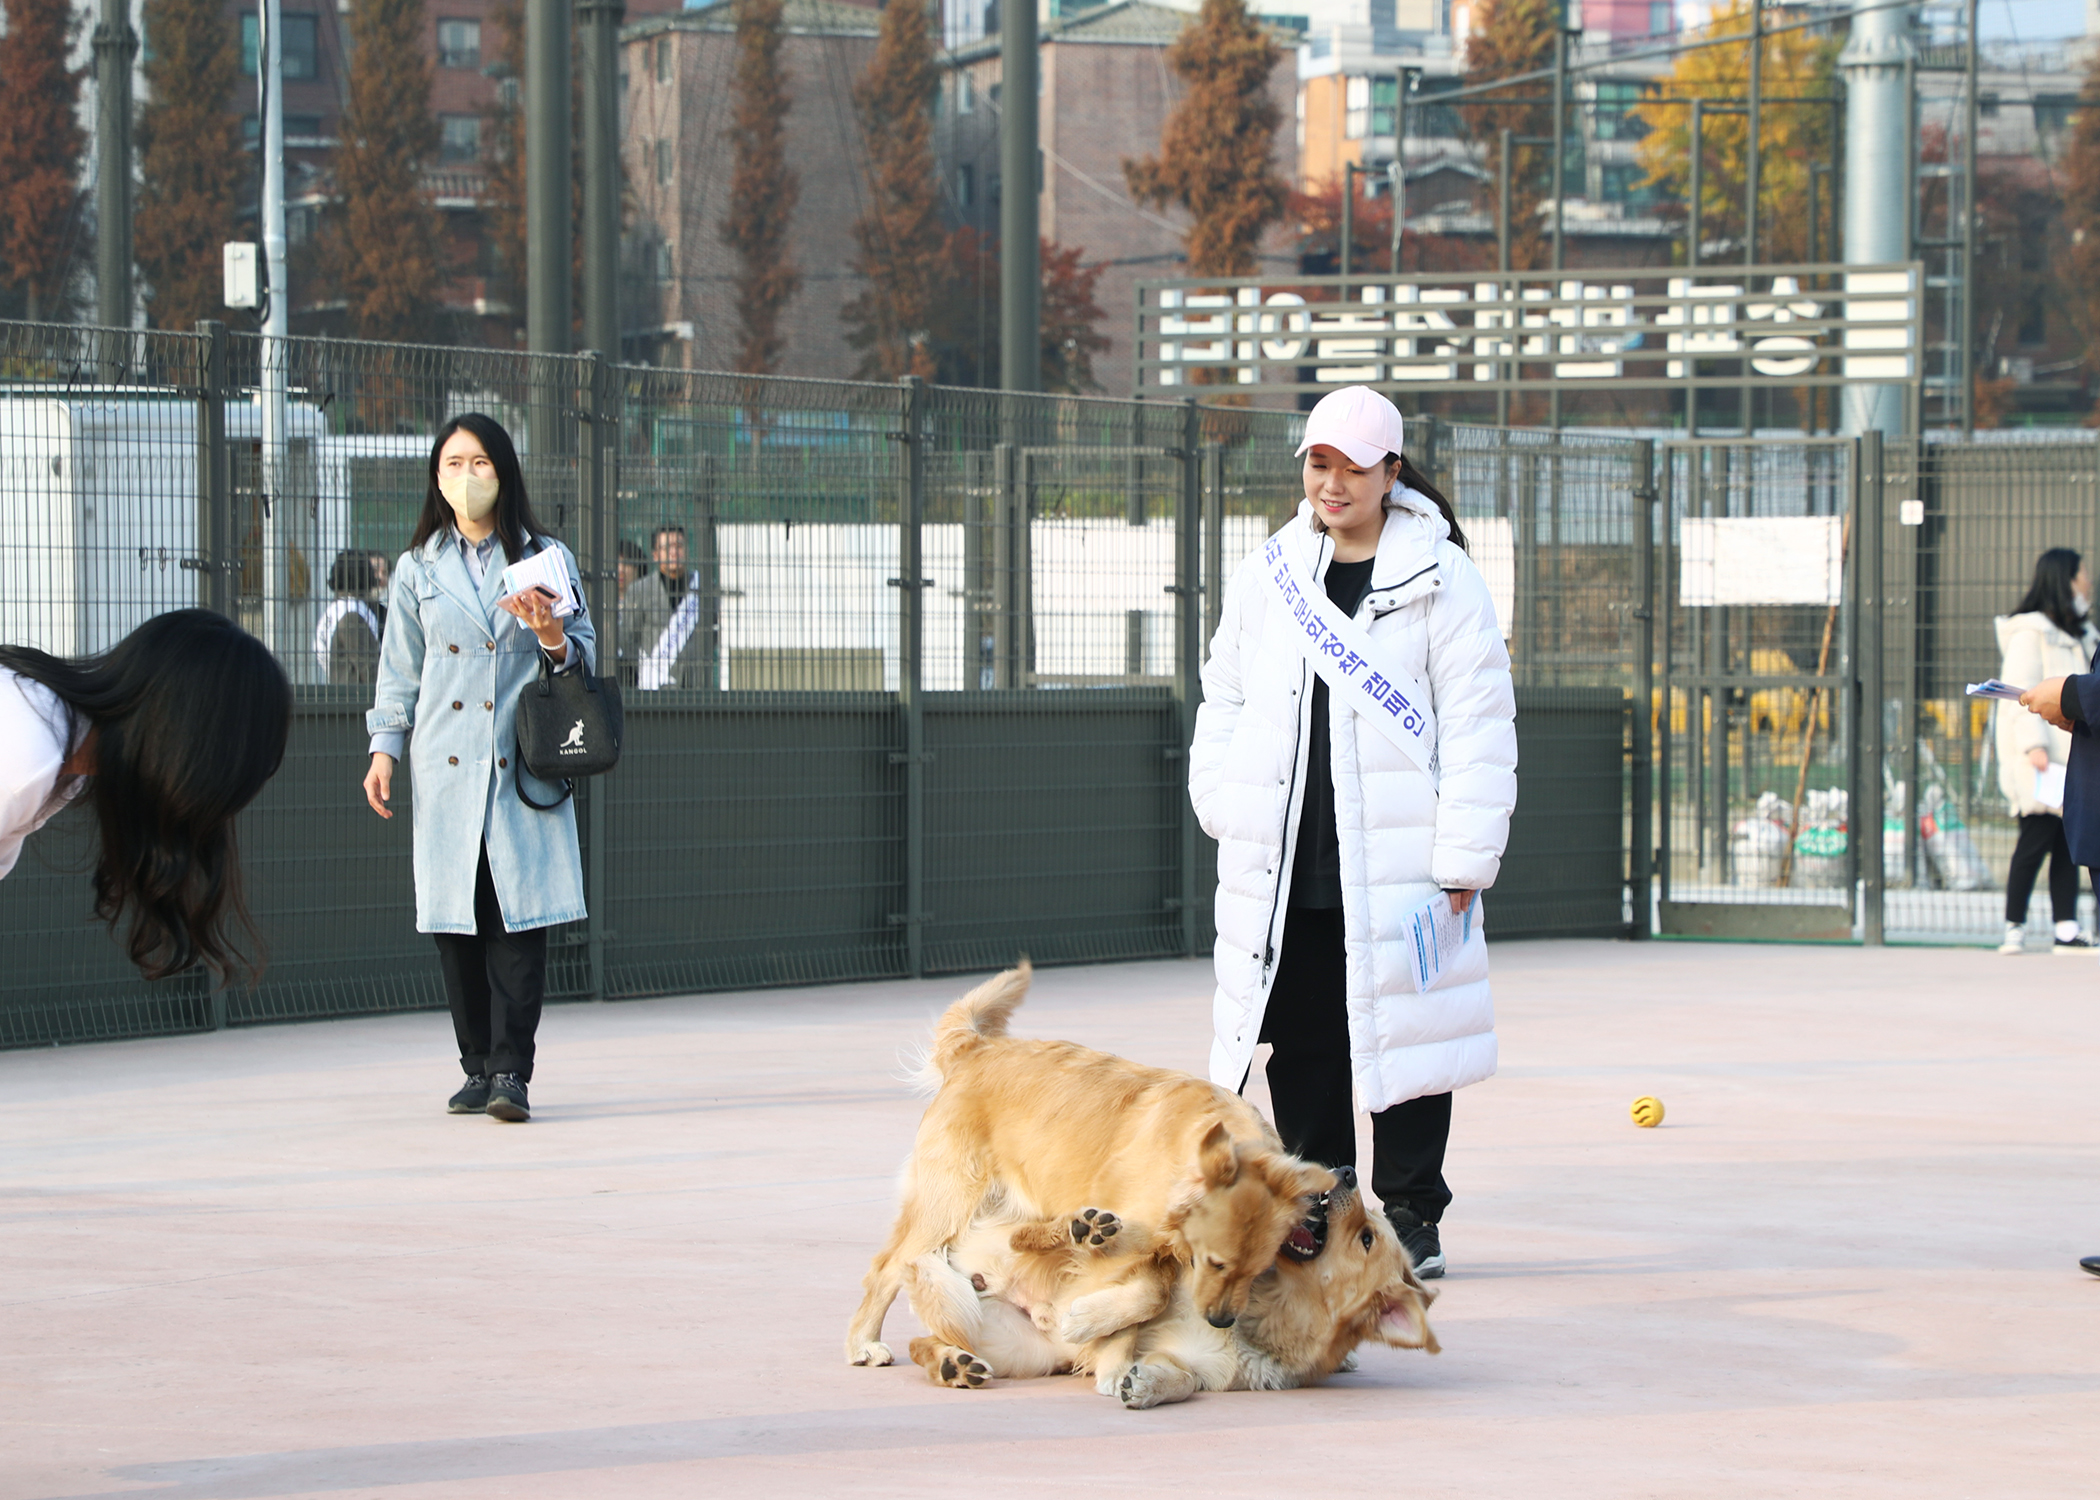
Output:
[1259,531,1435,774]
[639,583,702,691]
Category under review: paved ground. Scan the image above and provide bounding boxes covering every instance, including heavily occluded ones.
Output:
[3,940,2098,1498]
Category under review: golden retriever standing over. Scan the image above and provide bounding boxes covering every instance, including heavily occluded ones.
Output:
[847,964,1332,1369]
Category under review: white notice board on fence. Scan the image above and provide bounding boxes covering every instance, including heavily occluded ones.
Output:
[1678,516,1843,606]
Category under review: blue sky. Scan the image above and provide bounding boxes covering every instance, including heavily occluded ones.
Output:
[1974,0,2087,39]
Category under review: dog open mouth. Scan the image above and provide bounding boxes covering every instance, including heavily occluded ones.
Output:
[1280,1192,1331,1262]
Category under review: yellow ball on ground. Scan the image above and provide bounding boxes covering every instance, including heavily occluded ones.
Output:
[1630,1095,1665,1128]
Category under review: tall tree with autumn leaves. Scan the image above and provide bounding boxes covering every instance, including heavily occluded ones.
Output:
[1123,0,1287,279]
[2059,50,2100,423]
[723,0,799,375]
[136,0,244,331]
[327,0,443,341]
[1631,0,1840,264]
[842,0,941,380]
[1462,0,1556,273]
[0,0,87,321]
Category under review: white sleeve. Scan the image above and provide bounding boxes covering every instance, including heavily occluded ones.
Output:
[1425,548,1518,891]
[0,681,68,881]
[1190,556,1254,841]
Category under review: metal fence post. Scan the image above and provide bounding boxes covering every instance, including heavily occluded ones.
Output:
[1175,397,1203,956]
[198,317,233,1031]
[895,376,929,976]
[992,441,1016,689]
[1855,430,1886,945]
[192,320,233,621]
[581,353,614,1001]
[694,454,721,688]
[1630,438,1656,938]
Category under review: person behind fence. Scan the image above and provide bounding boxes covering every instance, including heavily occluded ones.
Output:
[620,523,711,690]
[1188,385,1517,1280]
[616,538,649,592]
[0,610,291,981]
[361,413,596,1125]
[315,550,388,687]
[1993,548,2096,955]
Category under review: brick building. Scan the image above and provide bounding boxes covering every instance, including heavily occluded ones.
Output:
[219,0,680,341]
[619,0,883,374]
[937,0,1299,395]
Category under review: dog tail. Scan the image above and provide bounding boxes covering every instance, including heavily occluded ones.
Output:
[925,961,1032,1078]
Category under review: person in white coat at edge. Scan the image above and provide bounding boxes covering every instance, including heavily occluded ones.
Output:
[0,610,290,980]
[1991,547,2097,954]
[1189,385,1517,1279]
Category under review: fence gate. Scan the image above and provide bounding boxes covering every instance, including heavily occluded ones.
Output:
[1657,437,1861,941]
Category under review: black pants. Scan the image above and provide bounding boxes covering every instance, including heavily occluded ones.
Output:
[1258,904,1453,1224]
[433,844,548,1081]
[2006,813,2081,926]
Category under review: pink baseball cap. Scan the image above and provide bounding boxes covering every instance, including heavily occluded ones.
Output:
[1295,385,1405,468]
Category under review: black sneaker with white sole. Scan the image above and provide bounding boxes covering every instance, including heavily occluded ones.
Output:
[1385,1203,1446,1279]
[2053,935,2095,956]
[486,1073,530,1122]
[447,1075,490,1114]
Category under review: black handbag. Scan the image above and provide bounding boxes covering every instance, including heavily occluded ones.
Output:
[514,640,624,811]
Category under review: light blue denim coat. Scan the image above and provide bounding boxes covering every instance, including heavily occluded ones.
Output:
[366,531,595,934]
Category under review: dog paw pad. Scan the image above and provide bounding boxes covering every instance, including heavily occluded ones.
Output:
[933,1346,992,1388]
[1069,1208,1121,1247]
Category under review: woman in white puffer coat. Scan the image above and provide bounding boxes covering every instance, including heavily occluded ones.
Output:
[1189,386,1516,1280]
[1992,547,2097,954]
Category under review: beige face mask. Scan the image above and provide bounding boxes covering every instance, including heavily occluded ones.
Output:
[438,470,500,522]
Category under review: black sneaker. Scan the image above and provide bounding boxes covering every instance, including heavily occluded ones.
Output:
[486,1073,530,1122]
[2081,1255,2100,1278]
[1385,1203,1446,1279]
[447,1075,490,1114]
[2053,936,2095,956]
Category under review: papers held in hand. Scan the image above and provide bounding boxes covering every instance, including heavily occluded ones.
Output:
[1404,890,1476,994]
[1966,680,2030,702]
[496,549,581,620]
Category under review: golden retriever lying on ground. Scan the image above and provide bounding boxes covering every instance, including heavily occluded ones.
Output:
[846,963,1332,1369]
[902,1165,1440,1407]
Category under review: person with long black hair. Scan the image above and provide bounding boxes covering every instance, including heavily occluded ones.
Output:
[1190,385,1517,1281]
[0,609,291,981]
[362,413,594,1124]
[1993,548,2097,954]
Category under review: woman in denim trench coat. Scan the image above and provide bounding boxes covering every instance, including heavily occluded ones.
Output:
[362,414,594,1123]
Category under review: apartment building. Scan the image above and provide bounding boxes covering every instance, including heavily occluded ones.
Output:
[619,0,884,374]
[938,0,1298,394]
[217,0,680,338]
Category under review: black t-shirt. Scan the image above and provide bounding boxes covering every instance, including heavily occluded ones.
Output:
[659,569,688,610]
[1290,556,1378,909]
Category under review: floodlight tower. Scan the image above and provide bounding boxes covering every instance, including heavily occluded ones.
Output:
[1839,0,1914,436]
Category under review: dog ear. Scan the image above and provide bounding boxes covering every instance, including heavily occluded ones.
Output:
[1196,1120,1238,1188]
[1262,1155,1335,1203]
[1373,1287,1441,1353]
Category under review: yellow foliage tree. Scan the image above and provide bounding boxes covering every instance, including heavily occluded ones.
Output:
[1632,1,1840,264]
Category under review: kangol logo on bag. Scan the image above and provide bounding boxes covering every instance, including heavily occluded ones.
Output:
[558,719,588,754]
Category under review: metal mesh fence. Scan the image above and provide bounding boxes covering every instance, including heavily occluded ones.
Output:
[1654,439,1857,936]
[1878,438,2100,946]
[0,319,1638,1048]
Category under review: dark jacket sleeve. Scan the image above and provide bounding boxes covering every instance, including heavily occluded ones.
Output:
[2068,674,2099,732]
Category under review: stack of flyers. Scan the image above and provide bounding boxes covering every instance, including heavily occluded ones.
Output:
[496,548,582,619]
[1965,680,2029,702]
[1404,890,1477,994]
